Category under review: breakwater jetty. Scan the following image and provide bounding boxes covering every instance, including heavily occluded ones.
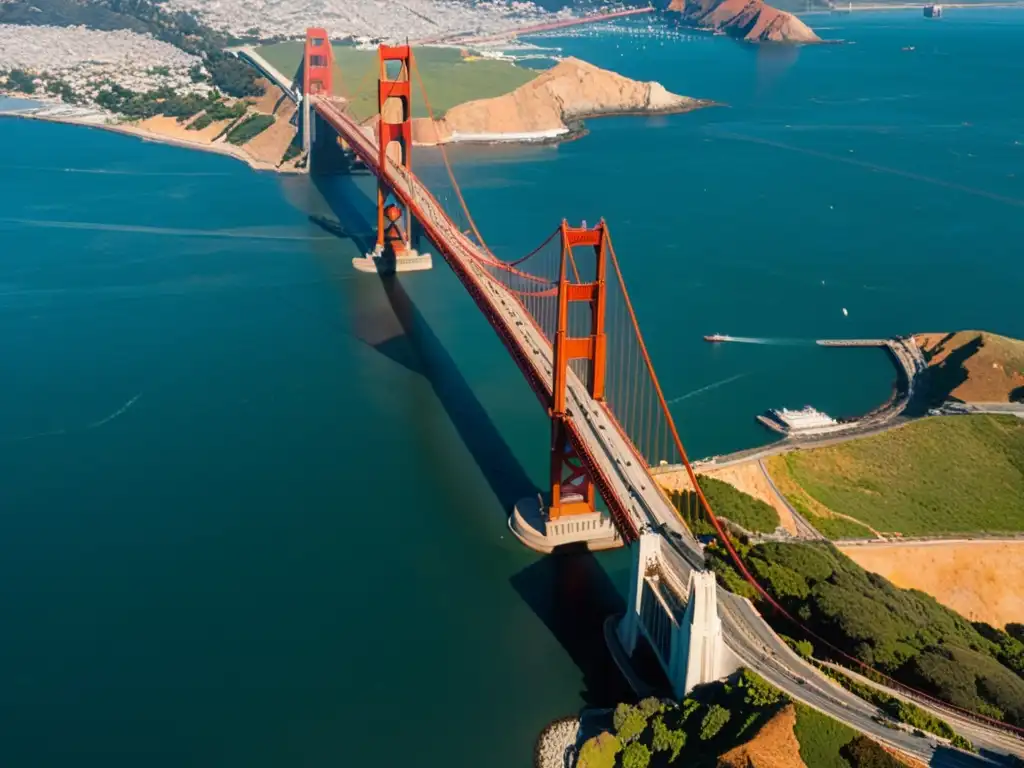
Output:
[816,338,888,347]
[816,336,927,400]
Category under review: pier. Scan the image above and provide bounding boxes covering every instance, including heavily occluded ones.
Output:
[816,338,889,347]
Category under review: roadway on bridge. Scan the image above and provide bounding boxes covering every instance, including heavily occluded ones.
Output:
[313,98,1022,764]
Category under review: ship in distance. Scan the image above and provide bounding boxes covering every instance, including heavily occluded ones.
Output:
[704,333,734,342]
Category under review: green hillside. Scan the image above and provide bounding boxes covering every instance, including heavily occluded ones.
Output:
[743,541,1024,726]
[768,414,1024,536]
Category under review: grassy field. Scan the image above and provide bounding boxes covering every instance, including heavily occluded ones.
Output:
[764,456,876,540]
[768,414,1024,536]
[792,703,855,768]
[253,43,538,120]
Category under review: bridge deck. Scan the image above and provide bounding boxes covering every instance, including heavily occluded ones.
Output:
[313,97,702,557]
[234,47,299,103]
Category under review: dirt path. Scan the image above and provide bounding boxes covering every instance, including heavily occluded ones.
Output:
[763,456,884,539]
[839,540,1024,628]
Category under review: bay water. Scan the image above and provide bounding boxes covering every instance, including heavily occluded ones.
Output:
[0,9,1022,766]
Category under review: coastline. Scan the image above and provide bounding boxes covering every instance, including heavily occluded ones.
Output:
[0,96,302,174]
[798,1,1024,13]
[417,98,722,148]
[0,83,719,169]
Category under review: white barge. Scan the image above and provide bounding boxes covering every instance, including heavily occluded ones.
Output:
[758,406,840,436]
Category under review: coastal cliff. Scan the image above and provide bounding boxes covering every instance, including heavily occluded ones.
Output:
[668,0,821,43]
[396,57,710,146]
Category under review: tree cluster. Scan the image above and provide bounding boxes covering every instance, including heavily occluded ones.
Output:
[45,79,80,103]
[3,69,36,94]
[669,475,780,536]
[578,670,792,767]
[226,113,274,145]
[840,735,905,768]
[95,84,222,121]
[743,541,1024,726]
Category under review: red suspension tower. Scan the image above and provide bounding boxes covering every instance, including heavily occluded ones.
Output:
[301,28,334,153]
[351,44,432,273]
[549,221,608,519]
[512,221,617,551]
[376,45,413,256]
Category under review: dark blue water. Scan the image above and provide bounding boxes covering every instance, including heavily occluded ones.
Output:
[1,9,1022,766]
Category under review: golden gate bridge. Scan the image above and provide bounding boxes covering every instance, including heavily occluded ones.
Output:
[296,28,1024,758]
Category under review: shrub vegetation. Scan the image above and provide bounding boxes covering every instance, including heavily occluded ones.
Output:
[841,734,905,768]
[670,475,780,535]
[226,113,273,144]
[4,69,36,93]
[578,669,795,767]
[792,702,856,768]
[738,541,1024,726]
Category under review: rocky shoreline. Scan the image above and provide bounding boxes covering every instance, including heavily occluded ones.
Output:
[535,716,581,768]
[4,57,718,165]
[407,57,714,148]
[669,0,822,43]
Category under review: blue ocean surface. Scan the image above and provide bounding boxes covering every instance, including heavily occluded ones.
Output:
[0,8,1022,766]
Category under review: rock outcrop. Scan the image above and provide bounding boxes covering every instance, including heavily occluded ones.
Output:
[399,57,708,146]
[717,705,806,768]
[915,330,1024,404]
[669,0,821,43]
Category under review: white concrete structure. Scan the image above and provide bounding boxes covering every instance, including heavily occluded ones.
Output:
[352,243,433,274]
[768,406,838,433]
[509,494,622,553]
[617,533,740,698]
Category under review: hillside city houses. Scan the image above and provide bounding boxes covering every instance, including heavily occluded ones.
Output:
[0,24,212,101]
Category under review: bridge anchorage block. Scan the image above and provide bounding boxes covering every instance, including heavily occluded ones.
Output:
[609,533,741,700]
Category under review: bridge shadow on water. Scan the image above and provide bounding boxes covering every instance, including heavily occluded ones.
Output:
[308,160,636,708]
[309,166,538,514]
[509,544,634,707]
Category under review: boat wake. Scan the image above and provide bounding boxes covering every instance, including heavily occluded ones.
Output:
[3,392,142,442]
[0,165,230,177]
[88,393,142,429]
[0,218,336,241]
[667,373,746,405]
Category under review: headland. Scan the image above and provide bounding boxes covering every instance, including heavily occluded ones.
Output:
[2,29,711,171]
[668,0,822,43]
[255,43,716,149]
[401,57,714,147]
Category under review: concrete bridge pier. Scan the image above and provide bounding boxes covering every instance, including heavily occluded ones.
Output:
[509,495,622,553]
[615,533,740,698]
